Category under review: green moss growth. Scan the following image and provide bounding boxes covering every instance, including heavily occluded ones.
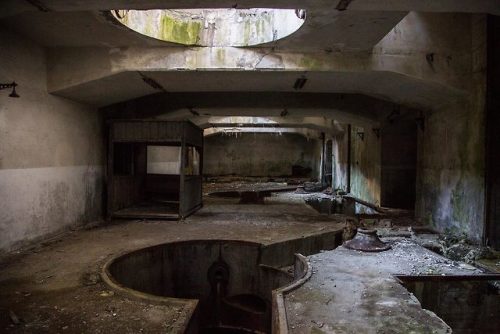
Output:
[216,48,225,63]
[243,20,251,45]
[299,56,323,70]
[161,15,201,45]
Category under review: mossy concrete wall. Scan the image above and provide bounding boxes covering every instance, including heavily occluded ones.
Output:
[329,123,382,206]
[415,15,487,242]
[204,132,320,177]
[350,125,382,207]
[331,132,349,192]
[0,29,104,252]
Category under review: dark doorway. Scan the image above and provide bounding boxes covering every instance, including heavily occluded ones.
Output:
[485,15,500,249]
[381,121,417,209]
[324,139,333,186]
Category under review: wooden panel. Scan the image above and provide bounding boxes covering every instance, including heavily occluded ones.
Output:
[111,121,185,143]
[180,175,203,217]
[112,176,142,210]
[106,120,203,219]
[145,174,180,201]
[184,121,204,147]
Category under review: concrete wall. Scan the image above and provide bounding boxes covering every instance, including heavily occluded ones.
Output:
[485,15,500,249]
[409,14,487,242]
[203,133,320,177]
[331,132,349,192]
[0,28,103,252]
[329,124,382,206]
[350,125,381,206]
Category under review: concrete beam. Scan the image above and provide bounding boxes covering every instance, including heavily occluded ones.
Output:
[203,127,323,139]
[101,92,409,126]
[2,0,499,15]
[162,116,345,135]
[48,46,467,109]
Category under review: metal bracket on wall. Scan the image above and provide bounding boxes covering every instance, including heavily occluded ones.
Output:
[372,128,381,139]
[0,82,19,98]
[357,131,365,141]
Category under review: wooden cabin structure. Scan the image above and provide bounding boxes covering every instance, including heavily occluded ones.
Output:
[107,120,203,220]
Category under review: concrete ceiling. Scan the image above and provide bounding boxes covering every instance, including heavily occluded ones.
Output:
[102,92,417,128]
[1,8,405,51]
[0,1,487,119]
[53,70,464,110]
[2,1,499,15]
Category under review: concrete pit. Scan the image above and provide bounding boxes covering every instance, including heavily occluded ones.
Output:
[402,278,500,333]
[103,240,309,333]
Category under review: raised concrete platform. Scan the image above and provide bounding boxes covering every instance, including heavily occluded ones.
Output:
[285,239,484,334]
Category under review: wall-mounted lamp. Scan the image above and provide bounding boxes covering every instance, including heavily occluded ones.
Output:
[0,82,19,98]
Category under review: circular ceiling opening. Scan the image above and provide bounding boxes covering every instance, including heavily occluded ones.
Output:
[111,8,306,47]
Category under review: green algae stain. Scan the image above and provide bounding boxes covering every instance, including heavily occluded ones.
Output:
[160,15,201,45]
[449,102,485,239]
[451,184,467,227]
[243,20,252,46]
[299,56,323,70]
[216,48,225,64]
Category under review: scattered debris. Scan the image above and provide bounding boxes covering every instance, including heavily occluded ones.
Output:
[99,291,114,297]
[301,182,327,193]
[82,272,101,286]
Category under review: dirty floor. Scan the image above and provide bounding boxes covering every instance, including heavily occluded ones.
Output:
[1,188,497,333]
[0,191,345,333]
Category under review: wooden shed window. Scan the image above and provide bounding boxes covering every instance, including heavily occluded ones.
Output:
[147,146,181,174]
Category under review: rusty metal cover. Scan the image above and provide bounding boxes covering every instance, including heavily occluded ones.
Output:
[343,228,391,252]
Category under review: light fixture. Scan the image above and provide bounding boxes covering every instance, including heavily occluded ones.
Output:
[0,82,19,98]
[293,76,307,90]
[138,72,167,92]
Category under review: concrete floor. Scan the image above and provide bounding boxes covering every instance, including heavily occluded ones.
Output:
[286,240,484,334]
[0,191,346,333]
[0,188,494,333]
